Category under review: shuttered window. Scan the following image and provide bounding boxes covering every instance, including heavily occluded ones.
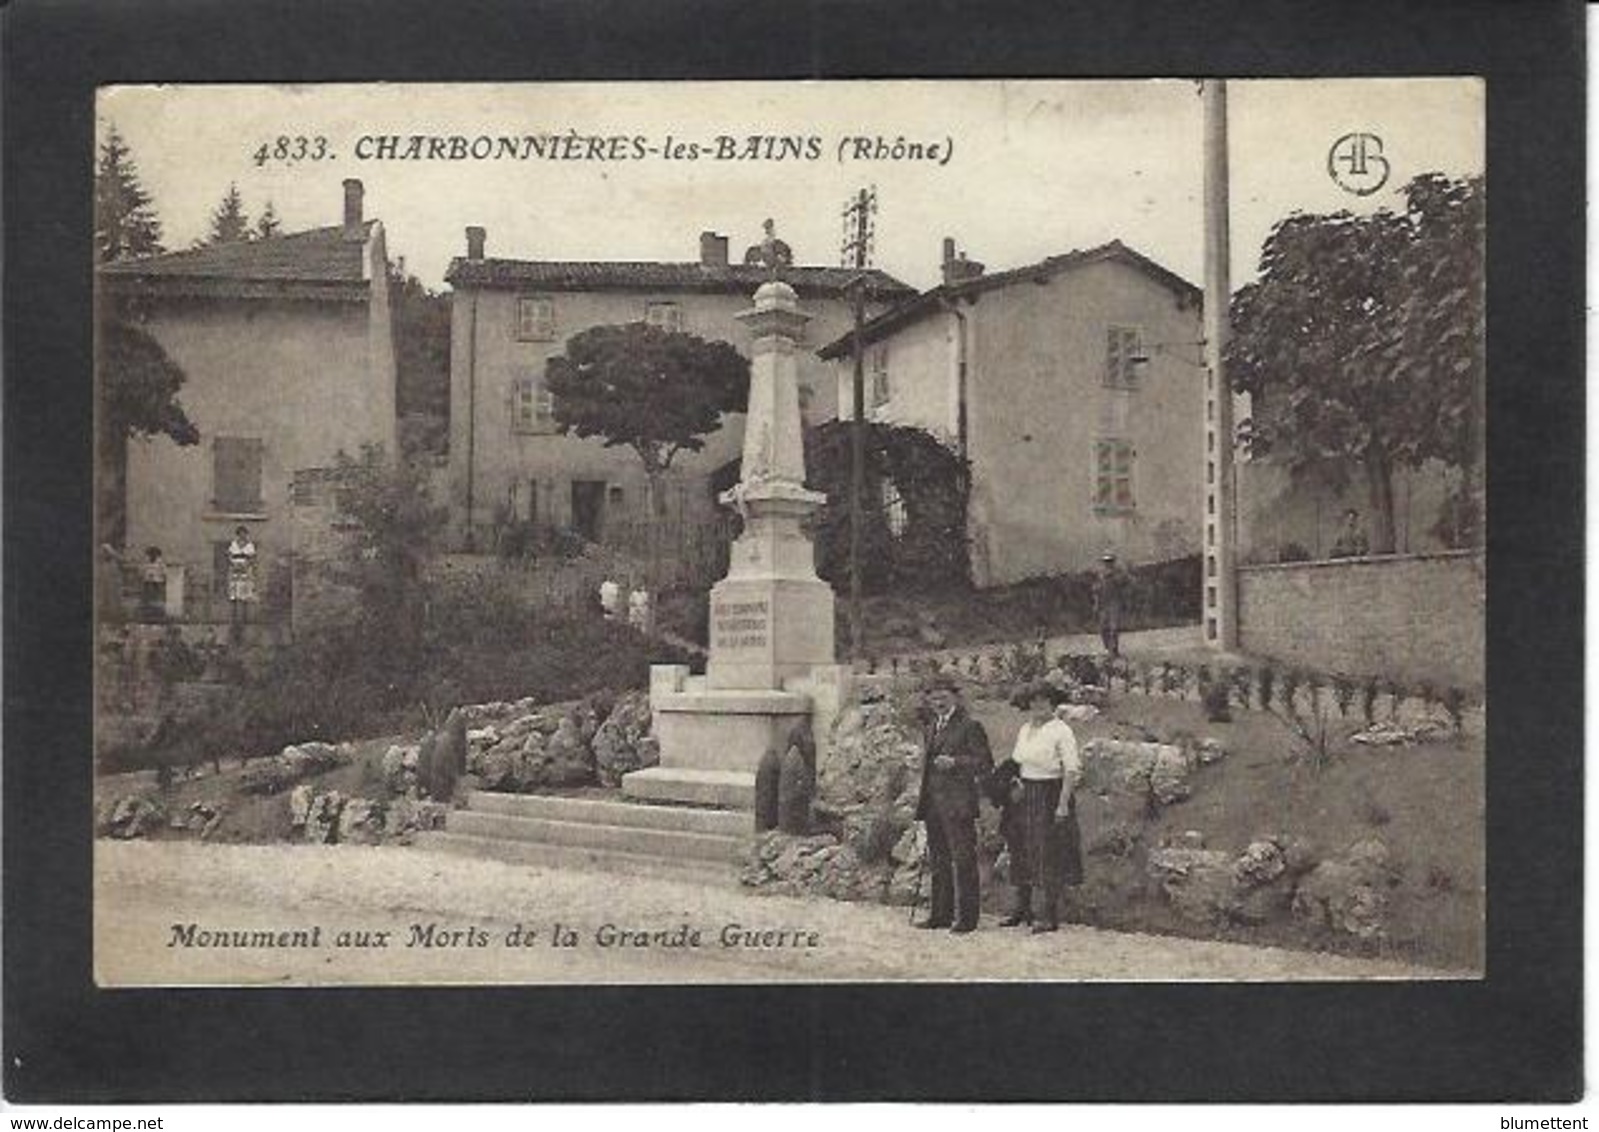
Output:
[513,376,556,434]
[213,437,264,512]
[1105,325,1143,389]
[1093,439,1135,515]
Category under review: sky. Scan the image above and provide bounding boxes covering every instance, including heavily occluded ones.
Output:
[98,79,1483,293]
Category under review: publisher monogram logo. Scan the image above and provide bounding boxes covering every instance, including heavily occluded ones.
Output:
[1327,132,1390,196]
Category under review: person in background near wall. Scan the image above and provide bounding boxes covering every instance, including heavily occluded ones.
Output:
[139,546,167,623]
[226,525,258,640]
[1000,681,1085,932]
[1329,508,1370,559]
[1093,551,1129,658]
[598,578,622,621]
[628,585,652,635]
[914,673,994,935]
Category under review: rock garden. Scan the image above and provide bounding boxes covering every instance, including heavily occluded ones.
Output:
[94,646,1483,973]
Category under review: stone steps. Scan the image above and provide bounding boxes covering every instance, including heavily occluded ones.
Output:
[413,831,739,884]
[465,791,748,837]
[422,788,754,880]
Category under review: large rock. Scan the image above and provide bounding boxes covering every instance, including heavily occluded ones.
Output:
[741,831,888,903]
[238,740,349,796]
[1233,838,1288,887]
[820,699,921,823]
[1081,738,1195,808]
[381,744,421,797]
[99,793,166,839]
[289,785,313,829]
[304,791,345,844]
[528,716,594,787]
[592,692,659,786]
[337,798,385,845]
[1146,847,1237,924]
[1290,837,1397,940]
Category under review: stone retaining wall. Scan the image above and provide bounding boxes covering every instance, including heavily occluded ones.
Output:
[1237,551,1484,690]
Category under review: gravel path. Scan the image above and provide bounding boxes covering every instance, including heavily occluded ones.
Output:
[95,841,1464,986]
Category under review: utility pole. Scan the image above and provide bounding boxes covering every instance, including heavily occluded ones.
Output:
[841,187,877,663]
[1201,79,1238,651]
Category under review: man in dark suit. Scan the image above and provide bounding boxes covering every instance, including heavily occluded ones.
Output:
[915,673,994,934]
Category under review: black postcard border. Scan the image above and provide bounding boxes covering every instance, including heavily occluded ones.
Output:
[3,0,1583,1104]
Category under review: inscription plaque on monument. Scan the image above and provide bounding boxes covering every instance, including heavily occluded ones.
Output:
[711,598,772,651]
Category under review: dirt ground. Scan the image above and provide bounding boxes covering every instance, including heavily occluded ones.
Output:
[94,840,1471,986]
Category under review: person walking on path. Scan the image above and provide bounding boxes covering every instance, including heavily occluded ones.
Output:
[914,673,993,935]
[998,681,1084,932]
[226,525,258,641]
[1093,552,1129,657]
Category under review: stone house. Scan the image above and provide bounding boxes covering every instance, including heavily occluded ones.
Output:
[98,179,397,624]
[443,227,913,550]
[820,239,1206,588]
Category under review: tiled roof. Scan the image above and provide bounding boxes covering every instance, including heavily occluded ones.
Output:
[98,222,375,286]
[446,258,914,302]
[816,241,1201,359]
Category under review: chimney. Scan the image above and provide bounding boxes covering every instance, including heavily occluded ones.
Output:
[941,237,984,286]
[342,179,365,241]
[466,226,486,261]
[700,231,729,268]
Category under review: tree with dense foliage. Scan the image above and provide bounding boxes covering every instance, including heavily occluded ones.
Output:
[95,125,164,263]
[389,268,452,458]
[545,323,749,515]
[204,182,252,245]
[1227,173,1484,554]
[95,317,201,544]
[330,444,448,664]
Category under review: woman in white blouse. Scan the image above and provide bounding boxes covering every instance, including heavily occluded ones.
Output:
[1003,681,1085,932]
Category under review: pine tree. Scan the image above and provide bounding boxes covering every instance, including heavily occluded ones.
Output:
[255,200,281,239]
[205,183,252,245]
[94,125,164,263]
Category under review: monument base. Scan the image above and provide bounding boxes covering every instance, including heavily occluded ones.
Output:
[623,668,812,810]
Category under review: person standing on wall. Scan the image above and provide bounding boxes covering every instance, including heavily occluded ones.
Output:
[914,673,994,935]
[226,525,258,642]
[1093,551,1129,658]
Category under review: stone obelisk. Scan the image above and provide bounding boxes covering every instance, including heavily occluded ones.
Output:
[621,227,840,810]
[706,277,835,688]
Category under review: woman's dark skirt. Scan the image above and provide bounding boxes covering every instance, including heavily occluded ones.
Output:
[1017,777,1084,889]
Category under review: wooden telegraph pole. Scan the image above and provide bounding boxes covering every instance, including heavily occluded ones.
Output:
[841,187,877,662]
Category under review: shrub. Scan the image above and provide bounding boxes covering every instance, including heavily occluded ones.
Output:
[1230,666,1255,711]
[1258,665,1277,712]
[1202,679,1233,723]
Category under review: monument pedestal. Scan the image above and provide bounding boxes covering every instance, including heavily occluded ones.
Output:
[621,670,812,809]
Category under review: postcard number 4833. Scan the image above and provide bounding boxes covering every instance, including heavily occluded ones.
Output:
[253,136,333,165]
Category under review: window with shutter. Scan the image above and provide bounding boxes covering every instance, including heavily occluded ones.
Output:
[513,375,556,434]
[1104,325,1143,389]
[1093,438,1135,515]
[212,437,264,512]
[515,296,556,341]
[869,345,891,407]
